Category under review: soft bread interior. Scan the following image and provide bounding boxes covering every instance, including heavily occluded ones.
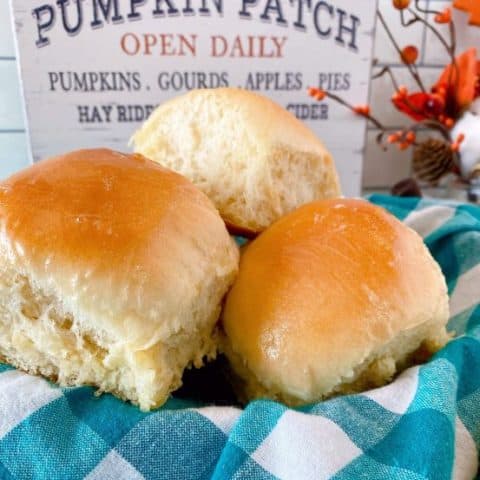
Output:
[132,89,340,232]
[0,263,222,411]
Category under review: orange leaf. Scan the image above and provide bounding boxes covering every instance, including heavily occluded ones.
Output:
[454,0,480,26]
[477,61,480,97]
[392,92,432,121]
[434,48,478,113]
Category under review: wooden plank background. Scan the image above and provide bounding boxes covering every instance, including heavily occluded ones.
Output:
[0,1,29,178]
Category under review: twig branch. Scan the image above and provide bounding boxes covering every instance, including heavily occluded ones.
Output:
[372,67,429,119]
[414,0,442,16]
[316,88,451,148]
[409,4,459,116]
[324,91,384,129]
[407,7,454,60]
[377,10,427,92]
[410,119,451,140]
[372,66,401,91]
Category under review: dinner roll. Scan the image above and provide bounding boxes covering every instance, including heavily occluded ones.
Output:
[131,88,341,233]
[222,199,450,406]
[0,149,239,411]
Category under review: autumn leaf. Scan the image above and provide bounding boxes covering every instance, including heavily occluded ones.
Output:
[453,0,480,26]
[433,48,478,115]
[392,92,441,122]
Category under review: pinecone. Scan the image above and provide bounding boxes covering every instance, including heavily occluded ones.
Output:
[412,138,454,185]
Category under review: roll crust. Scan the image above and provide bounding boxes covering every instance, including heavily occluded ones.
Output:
[222,199,450,405]
[0,149,239,410]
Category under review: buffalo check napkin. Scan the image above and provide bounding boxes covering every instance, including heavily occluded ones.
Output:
[0,194,479,480]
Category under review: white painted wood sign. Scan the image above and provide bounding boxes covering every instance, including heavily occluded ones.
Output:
[10,0,377,196]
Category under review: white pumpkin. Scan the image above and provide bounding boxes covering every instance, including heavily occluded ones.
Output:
[451,111,480,179]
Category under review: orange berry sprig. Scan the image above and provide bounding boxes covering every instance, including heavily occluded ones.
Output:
[393,0,411,10]
[401,45,419,65]
[353,105,371,116]
[307,87,382,129]
[378,9,427,93]
[307,85,459,154]
[310,88,326,101]
[437,111,455,129]
[391,85,409,103]
[387,132,402,144]
[434,7,453,24]
[405,130,417,143]
[307,87,323,98]
[400,2,458,118]
[387,130,417,150]
[391,1,458,108]
[308,87,422,151]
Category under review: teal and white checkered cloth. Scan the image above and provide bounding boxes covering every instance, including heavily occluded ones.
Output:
[0,195,479,480]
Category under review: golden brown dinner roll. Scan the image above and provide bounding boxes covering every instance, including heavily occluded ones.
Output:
[222,198,450,406]
[0,149,239,410]
[131,88,341,233]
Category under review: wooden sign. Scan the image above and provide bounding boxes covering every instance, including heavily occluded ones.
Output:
[11,0,377,196]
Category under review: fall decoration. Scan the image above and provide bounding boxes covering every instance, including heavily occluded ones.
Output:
[454,0,480,27]
[393,0,411,10]
[353,105,371,116]
[307,86,326,101]
[434,8,453,24]
[307,0,480,194]
[401,45,419,64]
[412,139,455,184]
[452,112,480,177]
